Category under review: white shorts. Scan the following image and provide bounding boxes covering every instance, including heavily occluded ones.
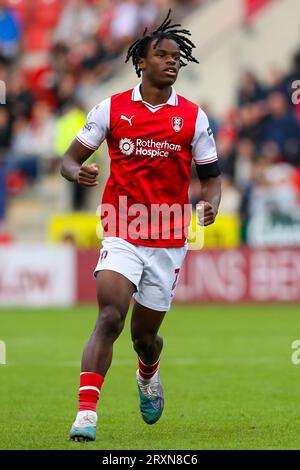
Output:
[94,237,188,312]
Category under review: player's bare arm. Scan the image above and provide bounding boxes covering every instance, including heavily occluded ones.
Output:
[196,175,222,226]
[61,139,99,187]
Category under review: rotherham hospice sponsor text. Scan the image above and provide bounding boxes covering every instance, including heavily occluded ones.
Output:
[119,138,182,158]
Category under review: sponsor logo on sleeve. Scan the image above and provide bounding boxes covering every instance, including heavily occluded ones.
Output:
[82,123,92,133]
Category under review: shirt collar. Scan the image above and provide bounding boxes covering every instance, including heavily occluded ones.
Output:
[132,83,178,107]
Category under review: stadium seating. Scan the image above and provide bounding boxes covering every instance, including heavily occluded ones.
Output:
[33,0,61,29]
[6,0,27,24]
[8,0,61,52]
[7,0,61,25]
[22,27,53,52]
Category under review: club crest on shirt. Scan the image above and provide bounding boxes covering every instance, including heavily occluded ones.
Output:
[171,116,184,133]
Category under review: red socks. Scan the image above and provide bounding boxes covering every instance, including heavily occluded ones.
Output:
[138,356,160,380]
[78,372,104,412]
[78,359,160,412]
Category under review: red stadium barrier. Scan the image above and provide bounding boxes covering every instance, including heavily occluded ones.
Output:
[77,249,99,303]
[76,247,300,303]
[176,248,300,303]
[1,246,299,305]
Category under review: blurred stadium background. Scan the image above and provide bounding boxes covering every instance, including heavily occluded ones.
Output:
[1,0,300,450]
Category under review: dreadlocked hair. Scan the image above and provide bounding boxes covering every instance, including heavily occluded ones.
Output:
[125,9,199,78]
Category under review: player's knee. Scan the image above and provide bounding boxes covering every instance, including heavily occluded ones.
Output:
[95,305,124,341]
[132,333,156,353]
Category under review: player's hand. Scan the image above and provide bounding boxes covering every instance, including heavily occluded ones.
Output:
[196,201,217,226]
[76,163,99,187]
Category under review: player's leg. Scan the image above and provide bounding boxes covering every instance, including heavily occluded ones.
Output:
[131,300,165,368]
[131,301,166,424]
[70,270,135,441]
[82,270,135,376]
[70,238,144,441]
[131,244,188,425]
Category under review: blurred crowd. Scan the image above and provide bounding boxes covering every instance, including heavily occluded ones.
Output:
[190,50,300,238]
[0,0,300,243]
[0,0,209,217]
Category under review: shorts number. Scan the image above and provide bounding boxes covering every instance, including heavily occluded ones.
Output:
[171,268,180,296]
[100,250,108,262]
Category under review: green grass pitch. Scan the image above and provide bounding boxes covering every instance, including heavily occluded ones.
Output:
[0,303,299,450]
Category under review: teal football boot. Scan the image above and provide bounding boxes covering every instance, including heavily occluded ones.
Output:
[137,370,164,424]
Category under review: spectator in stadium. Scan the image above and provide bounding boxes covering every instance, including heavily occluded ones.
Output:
[138,0,160,32]
[6,71,34,119]
[0,0,21,59]
[238,102,266,144]
[5,116,39,182]
[54,100,88,210]
[218,175,241,216]
[264,163,300,219]
[78,37,110,71]
[54,72,77,111]
[75,68,101,108]
[0,106,12,153]
[3,101,56,187]
[263,91,300,166]
[260,140,282,165]
[0,164,6,220]
[50,43,70,78]
[75,37,113,83]
[10,116,33,157]
[248,159,300,221]
[105,0,141,56]
[0,57,8,82]
[96,0,116,44]
[216,127,236,180]
[265,66,287,96]
[237,70,265,106]
[27,100,57,165]
[234,138,256,192]
[53,0,98,47]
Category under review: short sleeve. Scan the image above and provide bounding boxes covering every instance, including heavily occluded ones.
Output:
[191,108,218,165]
[76,98,111,151]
